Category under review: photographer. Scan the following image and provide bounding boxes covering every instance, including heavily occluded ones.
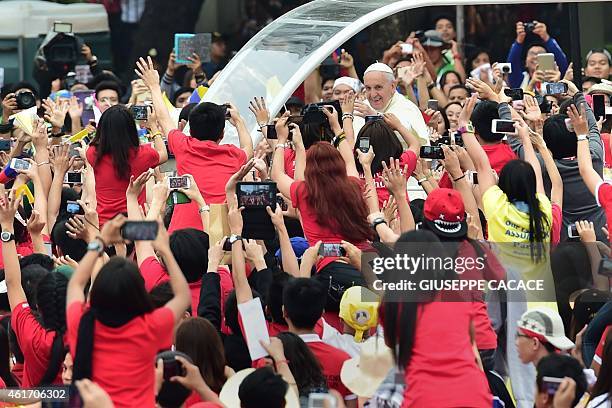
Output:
[507,21,568,90]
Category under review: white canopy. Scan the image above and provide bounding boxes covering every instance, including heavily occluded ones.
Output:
[0,0,108,39]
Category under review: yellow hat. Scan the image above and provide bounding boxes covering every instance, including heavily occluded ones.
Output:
[339,286,379,342]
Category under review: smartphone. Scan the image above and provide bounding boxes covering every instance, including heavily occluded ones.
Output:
[168,176,190,190]
[9,158,30,171]
[565,118,574,132]
[598,256,612,277]
[0,140,10,152]
[358,137,370,153]
[308,392,337,408]
[53,22,72,33]
[497,63,512,74]
[420,146,444,160]
[427,99,439,111]
[276,195,288,211]
[491,119,517,135]
[400,43,413,55]
[567,223,579,238]
[536,53,556,72]
[542,82,568,96]
[167,191,191,205]
[504,88,524,101]
[224,103,231,120]
[434,135,451,146]
[66,200,81,215]
[365,115,383,124]
[120,221,159,241]
[468,171,478,185]
[542,376,564,396]
[453,131,464,147]
[64,172,83,184]
[69,143,80,158]
[236,182,277,209]
[593,94,606,119]
[131,105,149,121]
[318,243,346,257]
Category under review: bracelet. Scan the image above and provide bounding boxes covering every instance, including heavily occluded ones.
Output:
[258,122,268,129]
[453,174,466,182]
[342,113,354,121]
[577,134,588,142]
[417,177,428,185]
[150,132,163,139]
[332,134,346,148]
[50,131,64,138]
[37,161,50,167]
[275,143,288,150]
[199,205,210,213]
[275,359,289,366]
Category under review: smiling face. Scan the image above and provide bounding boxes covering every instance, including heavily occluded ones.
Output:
[332,84,355,101]
[442,72,461,96]
[364,71,396,111]
[585,52,611,79]
[471,52,490,69]
[444,103,462,131]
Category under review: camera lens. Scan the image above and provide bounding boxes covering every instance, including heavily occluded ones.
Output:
[16,92,36,110]
[502,66,510,73]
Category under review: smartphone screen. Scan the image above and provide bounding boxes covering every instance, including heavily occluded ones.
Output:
[593,94,606,118]
[66,200,81,215]
[503,88,524,100]
[544,82,568,95]
[318,243,346,257]
[541,376,564,396]
[598,256,612,277]
[53,22,73,33]
[427,99,439,111]
[10,158,30,171]
[237,182,277,208]
[131,105,149,121]
[492,120,516,134]
[453,132,464,147]
[358,137,370,153]
[120,221,159,241]
[65,172,82,184]
[567,223,579,238]
[168,176,190,190]
[420,146,444,160]
[276,195,288,211]
[0,140,11,152]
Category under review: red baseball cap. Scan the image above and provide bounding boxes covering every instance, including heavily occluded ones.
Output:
[423,188,467,238]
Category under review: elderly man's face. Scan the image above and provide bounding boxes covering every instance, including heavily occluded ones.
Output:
[332,85,354,101]
[364,71,396,111]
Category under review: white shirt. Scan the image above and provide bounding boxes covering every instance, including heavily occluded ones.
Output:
[353,92,429,148]
[587,393,611,408]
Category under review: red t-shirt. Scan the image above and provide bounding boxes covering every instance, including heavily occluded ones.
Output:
[0,241,34,270]
[290,180,368,270]
[399,302,492,407]
[139,256,234,318]
[284,148,296,179]
[11,302,62,387]
[597,182,612,229]
[551,203,562,246]
[439,142,517,188]
[86,145,159,226]
[167,130,247,232]
[299,334,355,400]
[359,150,418,208]
[594,325,612,366]
[602,133,612,169]
[66,301,174,408]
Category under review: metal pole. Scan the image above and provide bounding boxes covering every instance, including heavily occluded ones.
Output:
[568,2,582,88]
[456,5,465,54]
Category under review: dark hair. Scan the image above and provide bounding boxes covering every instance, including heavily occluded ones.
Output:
[466,48,491,70]
[156,352,192,408]
[73,257,154,381]
[409,199,425,224]
[303,143,372,242]
[169,229,209,283]
[591,330,612,401]
[188,102,226,141]
[238,367,288,408]
[355,120,403,175]
[439,70,461,89]
[94,81,122,99]
[91,105,139,180]
[9,82,39,98]
[433,13,455,27]
[587,48,612,65]
[543,114,576,159]
[383,230,445,367]
[282,278,326,330]
[522,42,546,65]
[276,332,326,395]
[268,272,293,325]
[35,272,69,385]
[321,76,337,88]
[536,354,587,407]
[0,321,16,386]
[471,100,503,142]
[179,103,198,123]
[172,87,194,106]
[224,289,261,337]
[175,317,226,393]
[20,254,54,272]
[21,265,49,308]
[51,218,88,262]
[498,160,550,262]
[300,122,335,149]
[583,76,603,85]
[149,282,173,308]
[448,84,470,98]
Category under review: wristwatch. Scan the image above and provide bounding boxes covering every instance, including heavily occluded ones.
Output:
[198,205,210,213]
[0,231,14,243]
[228,234,243,245]
[457,122,475,134]
[87,239,105,255]
[577,134,588,142]
[371,217,387,229]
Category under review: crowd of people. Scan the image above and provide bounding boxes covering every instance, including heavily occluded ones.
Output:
[0,9,610,408]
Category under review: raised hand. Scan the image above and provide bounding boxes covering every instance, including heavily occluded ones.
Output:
[249,97,270,125]
[135,56,161,91]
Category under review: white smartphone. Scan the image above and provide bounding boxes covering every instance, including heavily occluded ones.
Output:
[567,223,579,238]
[491,119,517,135]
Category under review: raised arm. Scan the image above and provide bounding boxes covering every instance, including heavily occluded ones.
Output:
[532,134,563,207]
[323,106,359,178]
[31,120,52,198]
[270,116,295,198]
[47,145,74,231]
[290,125,306,181]
[267,205,299,277]
[146,109,168,165]
[178,175,209,231]
[0,191,27,310]
[383,113,421,156]
[136,56,175,136]
[516,118,544,194]
[126,171,155,267]
[17,158,49,236]
[382,159,415,233]
[227,104,254,160]
[571,104,602,196]
[227,205,252,304]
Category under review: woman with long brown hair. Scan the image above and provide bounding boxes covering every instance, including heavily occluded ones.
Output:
[271,108,371,318]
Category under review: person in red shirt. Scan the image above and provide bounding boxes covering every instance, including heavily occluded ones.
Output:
[354,115,419,208]
[380,230,492,408]
[282,278,357,407]
[67,215,191,408]
[135,56,253,233]
[0,193,68,387]
[86,105,168,226]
